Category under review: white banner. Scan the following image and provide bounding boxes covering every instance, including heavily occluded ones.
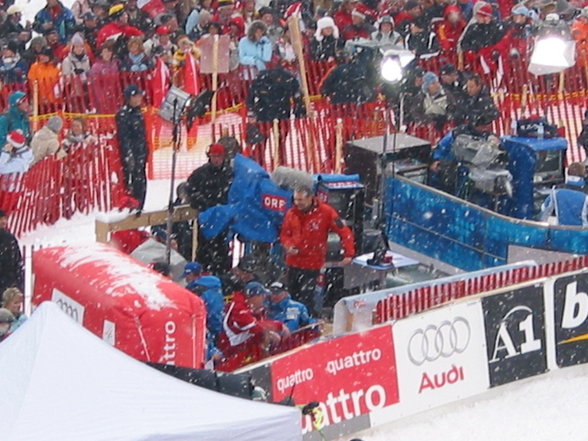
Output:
[392,300,489,414]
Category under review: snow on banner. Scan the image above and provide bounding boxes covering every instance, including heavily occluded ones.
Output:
[32,244,207,369]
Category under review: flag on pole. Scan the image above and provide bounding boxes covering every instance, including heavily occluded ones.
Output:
[184,52,200,96]
[152,57,170,108]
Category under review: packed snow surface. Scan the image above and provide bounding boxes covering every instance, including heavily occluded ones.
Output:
[360,363,588,441]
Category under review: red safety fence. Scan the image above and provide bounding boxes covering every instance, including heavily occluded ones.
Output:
[7,52,588,235]
[0,139,127,237]
[374,255,588,324]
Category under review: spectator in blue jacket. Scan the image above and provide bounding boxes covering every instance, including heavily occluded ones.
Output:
[0,91,31,148]
[540,164,588,227]
[266,281,317,333]
[33,0,76,44]
[181,261,202,284]
[187,275,224,340]
[0,42,28,85]
[238,20,272,76]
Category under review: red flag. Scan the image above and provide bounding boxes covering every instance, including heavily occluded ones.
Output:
[151,57,170,108]
[183,52,200,96]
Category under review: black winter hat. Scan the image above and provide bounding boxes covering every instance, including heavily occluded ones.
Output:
[39,46,54,57]
[2,40,20,55]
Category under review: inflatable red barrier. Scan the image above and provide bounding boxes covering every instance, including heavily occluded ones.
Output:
[32,243,206,369]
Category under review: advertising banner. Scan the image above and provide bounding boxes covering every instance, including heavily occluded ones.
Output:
[482,285,547,387]
[270,326,399,434]
[553,272,588,367]
[392,300,489,413]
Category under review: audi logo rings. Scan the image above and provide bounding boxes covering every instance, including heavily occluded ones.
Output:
[408,317,471,366]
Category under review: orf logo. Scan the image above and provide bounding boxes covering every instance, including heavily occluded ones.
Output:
[482,287,547,387]
[262,194,287,212]
[408,317,471,366]
[554,275,588,367]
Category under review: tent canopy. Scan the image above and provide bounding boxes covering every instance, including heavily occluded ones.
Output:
[0,302,302,441]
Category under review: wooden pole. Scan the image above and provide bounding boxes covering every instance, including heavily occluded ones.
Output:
[32,80,39,132]
[272,118,280,170]
[211,35,219,123]
[288,15,320,172]
[335,118,343,174]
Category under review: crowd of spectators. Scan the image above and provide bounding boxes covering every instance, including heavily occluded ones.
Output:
[0,0,585,115]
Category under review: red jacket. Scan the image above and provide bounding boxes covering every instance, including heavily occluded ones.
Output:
[334,10,352,32]
[280,198,355,270]
[436,5,466,53]
[217,291,265,358]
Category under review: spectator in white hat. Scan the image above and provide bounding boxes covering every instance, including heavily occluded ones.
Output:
[0,130,34,175]
[311,16,342,61]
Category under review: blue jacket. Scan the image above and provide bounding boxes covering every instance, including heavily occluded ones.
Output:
[187,275,224,339]
[432,131,455,161]
[265,295,316,332]
[0,57,27,85]
[33,2,76,43]
[540,177,588,227]
[238,36,272,71]
[0,91,31,147]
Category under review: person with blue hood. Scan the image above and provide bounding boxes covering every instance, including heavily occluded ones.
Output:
[265,281,317,333]
[186,274,224,340]
[0,91,31,148]
[540,162,588,226]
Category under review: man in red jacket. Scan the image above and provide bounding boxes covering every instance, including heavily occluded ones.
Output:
[280,187,355,315]
[216,281,285,371]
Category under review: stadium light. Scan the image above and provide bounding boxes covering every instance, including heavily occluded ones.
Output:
[380,49,415,83]
[529,35,576,76]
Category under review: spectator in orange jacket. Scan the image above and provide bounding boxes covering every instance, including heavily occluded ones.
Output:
[572,7,588,66]
[27,46,61,110]
[280,187,355,315]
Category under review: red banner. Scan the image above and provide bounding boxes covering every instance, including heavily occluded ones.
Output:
[270,326,399,432]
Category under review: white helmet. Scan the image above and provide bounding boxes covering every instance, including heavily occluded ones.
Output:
[6,5,23,15]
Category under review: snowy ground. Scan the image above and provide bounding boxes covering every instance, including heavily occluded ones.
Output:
[356,363,588,441]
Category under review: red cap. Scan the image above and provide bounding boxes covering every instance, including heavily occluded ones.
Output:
[7,130,26,148]
[208,143,226,155]
[156,25,171,35]
[476,3,493,18]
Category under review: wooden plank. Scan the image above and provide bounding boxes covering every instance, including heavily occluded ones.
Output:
[94,205,197,242]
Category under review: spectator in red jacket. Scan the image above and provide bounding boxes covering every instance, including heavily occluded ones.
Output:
[342,7,375,41]
[216,281,286,371]
[436,4,466,57]
[334,0,356,31]
[280,187,355,315]
[495,5,533,60]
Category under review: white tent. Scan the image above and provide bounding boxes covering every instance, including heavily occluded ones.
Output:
[0,302,302,441]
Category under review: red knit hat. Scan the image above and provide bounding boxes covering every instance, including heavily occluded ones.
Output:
[208,143,226,155]
[7,130,26,148]
[156,25,171,35]
[476,3,493,18]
